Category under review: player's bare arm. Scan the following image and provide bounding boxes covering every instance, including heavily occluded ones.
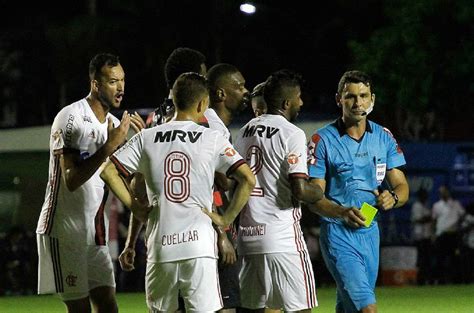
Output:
[307,178,365,228]
[373,168,409,210]
[119,213,143,271]
[119,172,147,271]
[290,176,324,203]
[100,160,151,223]
[203,163,255,227]
[61,111,130,191]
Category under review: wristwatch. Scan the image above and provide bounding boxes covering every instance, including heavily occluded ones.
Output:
[389,190,399,207]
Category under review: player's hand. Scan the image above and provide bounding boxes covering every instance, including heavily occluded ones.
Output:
[107,110,131,151]
[130,112,146,133]
[373,188,395,211]
[341,207,366,228]
[218,233,237,265]
[201,208,229,227]
[119,247,136,271]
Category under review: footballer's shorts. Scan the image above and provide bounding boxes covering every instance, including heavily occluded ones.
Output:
[239,252,318,311]
[319,222,379,312]
[37,234,116,301]
[146,257,223,313]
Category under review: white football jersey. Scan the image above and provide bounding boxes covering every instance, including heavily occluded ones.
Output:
[111,120,245,263]
[234,114,309,255]
[36,98,119,245]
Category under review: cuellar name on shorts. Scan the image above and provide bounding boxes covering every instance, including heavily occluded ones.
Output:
[154,130,202,143]
[242,125,279,139]
[162,230,199,246]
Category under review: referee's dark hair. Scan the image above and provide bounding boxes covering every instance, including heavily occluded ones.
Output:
[337,70,372,95]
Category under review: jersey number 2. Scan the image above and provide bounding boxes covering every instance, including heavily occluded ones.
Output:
[246,145,264,197]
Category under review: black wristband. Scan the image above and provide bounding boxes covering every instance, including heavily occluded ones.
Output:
[389,190,399,207]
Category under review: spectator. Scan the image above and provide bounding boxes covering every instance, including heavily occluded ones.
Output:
[460,202,474,283]
[432,185,465,284]
[410,188,434,285]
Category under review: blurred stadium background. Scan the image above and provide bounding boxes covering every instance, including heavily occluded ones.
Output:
[0,0,473,309]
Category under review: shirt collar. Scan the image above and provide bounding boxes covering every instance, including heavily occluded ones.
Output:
[335,117,373,137]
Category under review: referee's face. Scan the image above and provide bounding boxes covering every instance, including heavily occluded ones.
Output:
[339,82,372,123]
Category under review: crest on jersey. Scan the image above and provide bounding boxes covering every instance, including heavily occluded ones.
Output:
[224,147,236,157]
[88,130,96,139]
[65,272,78,287]
[288,153,300,165]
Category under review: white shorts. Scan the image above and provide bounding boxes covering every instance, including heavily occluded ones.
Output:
[239,252,318,311]
[146,257,223,313]
[37,234,115,301]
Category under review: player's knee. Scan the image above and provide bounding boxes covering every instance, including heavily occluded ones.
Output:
[64,297,92,313]
[361,303,377,313]
[90,286,118,313]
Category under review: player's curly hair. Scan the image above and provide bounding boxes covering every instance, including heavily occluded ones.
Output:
[165,47,206,90]
[263,69,303,110]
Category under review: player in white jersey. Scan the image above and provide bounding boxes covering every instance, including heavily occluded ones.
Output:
[100,72,255,312]
[35,53,143,313]
[203,63,251,313]
[228,70,364,313]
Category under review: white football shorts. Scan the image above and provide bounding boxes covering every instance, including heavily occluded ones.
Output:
[37,234,115,301]
[239,252,318,311]
[146,257,223,313]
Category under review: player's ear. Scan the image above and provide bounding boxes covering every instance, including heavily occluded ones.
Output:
[91,79,99,92]
[282,99,290,110]
[216,88,226,101]
[335,93,341,108]
[371,93,375,106]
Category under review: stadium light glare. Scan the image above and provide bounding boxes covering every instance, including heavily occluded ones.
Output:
[240,3,256,14]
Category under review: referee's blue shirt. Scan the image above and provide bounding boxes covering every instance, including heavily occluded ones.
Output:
[308,118,406,225]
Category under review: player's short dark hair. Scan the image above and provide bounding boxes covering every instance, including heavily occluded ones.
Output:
[337,70,372,94]
[89,53,120,81]
[172,72,208,110]
[263,69,302,109]
[206,63,239,90]
[165,47,206,89]
[251,82,266,98]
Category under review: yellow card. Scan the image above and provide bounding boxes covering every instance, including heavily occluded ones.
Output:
[360,202,378,227]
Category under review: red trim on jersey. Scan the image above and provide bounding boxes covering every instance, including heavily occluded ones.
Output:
[43,155,61,235]
[198,116,209,124]
[226,159,246,177]
[289,172,309,179]
[110,155,131,178]
[94,187,109,246]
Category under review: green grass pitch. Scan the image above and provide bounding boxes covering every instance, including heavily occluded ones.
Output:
[0,284,473,312]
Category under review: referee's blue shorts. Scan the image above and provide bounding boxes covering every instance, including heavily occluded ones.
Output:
[319,221,379,312]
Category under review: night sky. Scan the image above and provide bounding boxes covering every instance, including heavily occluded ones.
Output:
[1,0,472,140]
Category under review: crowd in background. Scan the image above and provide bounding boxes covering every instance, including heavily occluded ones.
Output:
[2,185,473,296]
